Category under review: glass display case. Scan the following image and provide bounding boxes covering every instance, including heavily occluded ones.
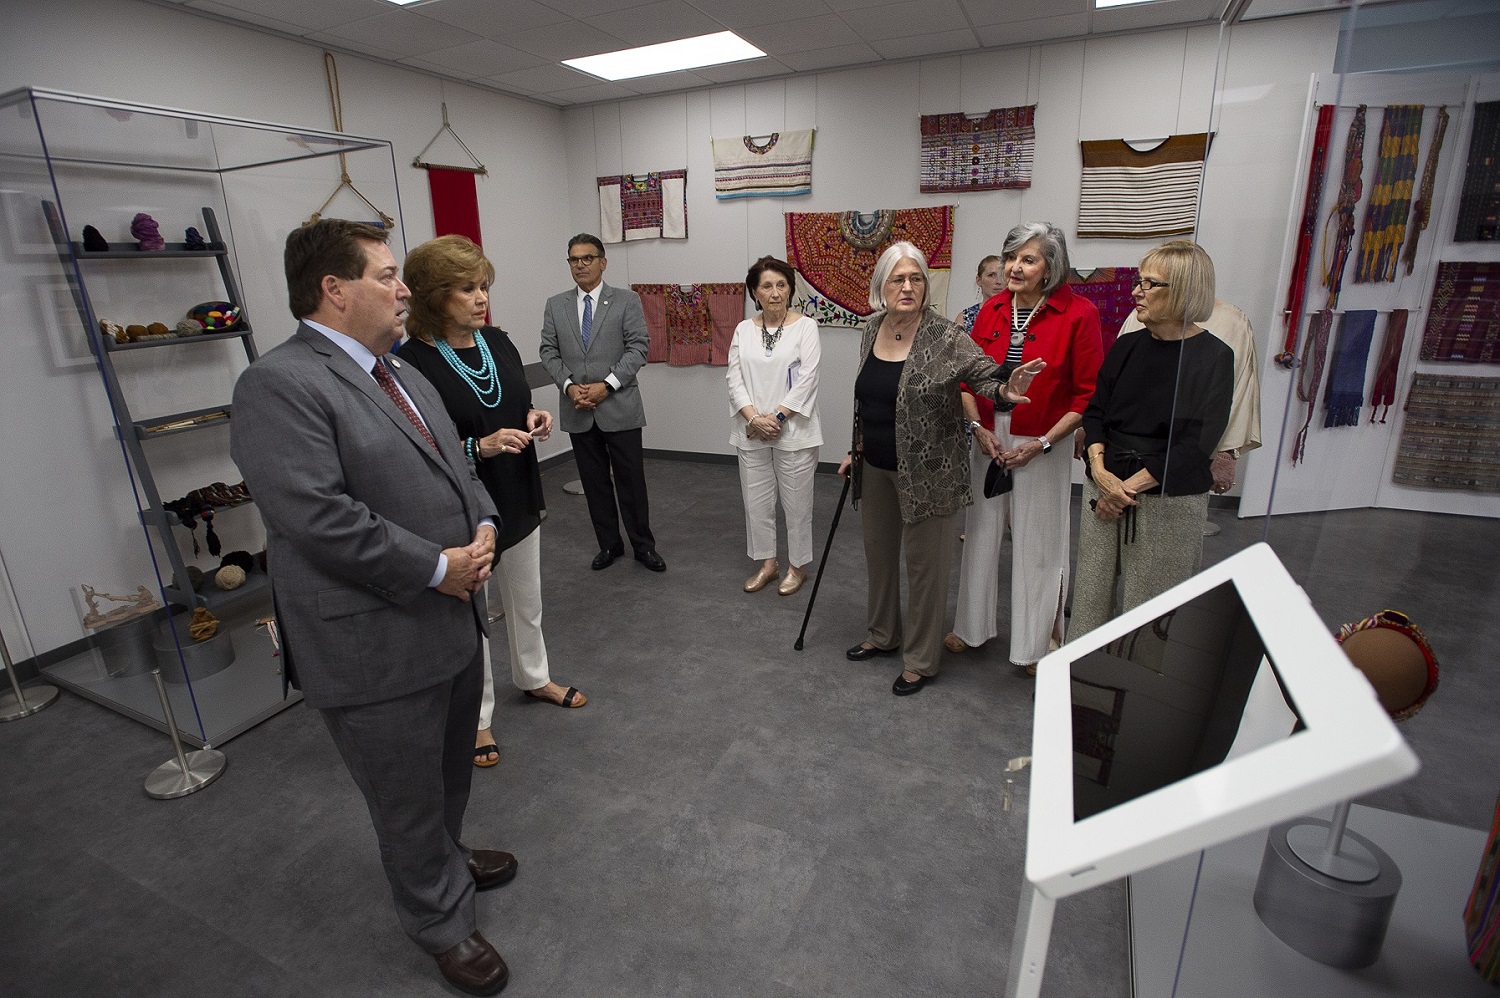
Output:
[0,86,405,746]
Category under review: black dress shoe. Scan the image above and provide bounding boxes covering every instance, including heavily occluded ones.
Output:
[435,931,508,996]
[591,546,624,571]
[468,849,517,890]
[892,673,931,696]
[635,548,666,572]
[846,642,898,661]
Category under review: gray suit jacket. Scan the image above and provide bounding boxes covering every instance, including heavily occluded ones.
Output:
[229,324,497,709]
[537,282,649,434]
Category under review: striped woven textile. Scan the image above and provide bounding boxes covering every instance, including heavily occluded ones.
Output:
[919,105,1035,193]
[1455,100,1500,243]
[1420,260,1500,363]
[632,282,744,367]
[1354,104,1425,284]
[597,169,687,243]
[1392,373,1500,492]
[1466,794,1500,983]
[1077,134,1212,239]
[711,129,814,200]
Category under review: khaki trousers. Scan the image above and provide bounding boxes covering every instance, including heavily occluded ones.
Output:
[860,464,960,678]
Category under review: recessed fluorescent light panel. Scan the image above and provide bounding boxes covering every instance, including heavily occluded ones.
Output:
[1095,0,1162,7]
[380,0,431,6]
[563,31,767,81]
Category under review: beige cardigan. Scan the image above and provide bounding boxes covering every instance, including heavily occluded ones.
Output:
[850,309,1015,523]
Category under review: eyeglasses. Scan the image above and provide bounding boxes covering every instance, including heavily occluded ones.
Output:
[885,273,927,287]
[567,254,602,266]
[1131,277,1171,291]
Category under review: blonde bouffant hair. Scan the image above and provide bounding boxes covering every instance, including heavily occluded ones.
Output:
[402,235,496,342]
[1139,240,1215,325]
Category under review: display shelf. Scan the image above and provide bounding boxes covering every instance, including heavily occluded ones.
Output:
[141,495,254,530]
[72,242,227,258]
[133,405,232,438]
[104,327,251,352]
[163,564,270,612]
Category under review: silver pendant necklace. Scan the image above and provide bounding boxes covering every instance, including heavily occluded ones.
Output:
[761,314,786,356]
[1011,296,1046,347]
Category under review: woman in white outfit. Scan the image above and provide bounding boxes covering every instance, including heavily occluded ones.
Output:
[945,223,1104,674]
[728,255,823,596]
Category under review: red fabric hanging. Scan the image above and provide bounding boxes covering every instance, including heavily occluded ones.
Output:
[426,167,482,247]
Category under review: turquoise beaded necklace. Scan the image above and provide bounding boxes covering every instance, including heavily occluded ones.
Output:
[436,330,502,409]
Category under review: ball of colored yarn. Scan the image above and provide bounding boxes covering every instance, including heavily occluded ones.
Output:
[184,226,206,250]
[147,321,171,336]
[99,319,127,344]
[126,324,149,341]
[220,550,254,574]
[176,319,205,336]
[82,225,110,252]
[130,212,164,251]
[215,565,246,591]
[187,607,219,641]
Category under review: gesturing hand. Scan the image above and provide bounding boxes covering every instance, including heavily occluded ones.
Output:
[1002,358,1047,405]
[526,409,554,441]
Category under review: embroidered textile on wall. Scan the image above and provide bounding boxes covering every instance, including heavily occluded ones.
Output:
[1354,105,1425,284]
[711,129,814,200]
[632,282,744,367]
[1455,101,1500,243]
[1421,261,1500,363]
[1323,106,1367,310]
[597,169,687,243]
[1392,373,1500,492]
[1369,309,1409,423]
[1067,267,1139,353]
[1323,309,1377,427]
[919,105,1035,193]
[784,206,955,328]
[1077,134,1212,239]
[1403,107,1449,275]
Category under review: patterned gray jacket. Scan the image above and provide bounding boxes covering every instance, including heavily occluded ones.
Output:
[850,309,1016,524]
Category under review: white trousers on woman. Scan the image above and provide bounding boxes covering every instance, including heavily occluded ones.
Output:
[478,525,550,731]
[950,414,1072,666]
[737,445,819,568]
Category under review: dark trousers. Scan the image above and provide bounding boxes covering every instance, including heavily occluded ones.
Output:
[319,643,485,954]
[571,424,655,555]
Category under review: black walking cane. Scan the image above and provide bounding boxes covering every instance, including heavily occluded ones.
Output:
[794,471,853,651]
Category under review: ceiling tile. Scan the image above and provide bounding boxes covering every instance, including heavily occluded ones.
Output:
[543,81,643,104]
[192,0,387,33]
[853,0,969,42]
[693,56,794,83]
[962,0,1090,28]
[869,28,979,59]
[621,70,715,93]
[322,9,482,57]
[681,0,835,30]
[184,0,310,35]
[484,63,604,94]
[740,15,863,55]
[305,28,404,60]
[399,39,548,78]
[415,0,573,37]
[505,21,631,61]
[1091,0,1223,32]
[822,0,911,9]
[974,13,1089,46]
[777,41,882,72]
[535,0,646,15]
[586,1,727,46]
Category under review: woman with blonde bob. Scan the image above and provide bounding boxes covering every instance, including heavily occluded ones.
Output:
[1069,240,1234,639]
[400,235,586,770]
[837,242,1044,696]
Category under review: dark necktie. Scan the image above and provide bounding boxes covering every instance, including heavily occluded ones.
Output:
[581,293,593,350]
[372,358,438,452]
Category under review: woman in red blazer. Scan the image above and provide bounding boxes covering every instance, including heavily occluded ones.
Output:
[946,222,1103,674]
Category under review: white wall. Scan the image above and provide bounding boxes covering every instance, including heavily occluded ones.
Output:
[0,0,569,655]
[560,14,1344,471]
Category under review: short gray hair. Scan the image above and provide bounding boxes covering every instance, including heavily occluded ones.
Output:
[1140,240,1215,324]
[1002,222,1071,297]
[868,241,933,312]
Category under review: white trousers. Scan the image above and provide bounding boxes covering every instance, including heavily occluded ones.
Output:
[478,525,550,731]
[951,415,1072,666]
[737,445,819,568]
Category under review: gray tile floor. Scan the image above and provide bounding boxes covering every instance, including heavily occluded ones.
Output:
[2,457,1494,997]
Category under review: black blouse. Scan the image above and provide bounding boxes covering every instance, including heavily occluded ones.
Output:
[399,327,543,553]
[855,356,904,471]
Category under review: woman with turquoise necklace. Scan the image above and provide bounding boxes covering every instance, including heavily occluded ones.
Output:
[401,235,586,770]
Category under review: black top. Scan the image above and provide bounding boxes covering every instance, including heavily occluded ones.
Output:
[855,356,904,471]
[399,327,542,552]
[1081,329,1233,496]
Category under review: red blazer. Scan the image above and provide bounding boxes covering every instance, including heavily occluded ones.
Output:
[966,283,1104,437]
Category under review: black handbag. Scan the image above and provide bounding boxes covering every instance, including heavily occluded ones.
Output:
[983,459,1013,498]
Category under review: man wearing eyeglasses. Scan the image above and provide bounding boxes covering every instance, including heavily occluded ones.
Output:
[538,233,665,572]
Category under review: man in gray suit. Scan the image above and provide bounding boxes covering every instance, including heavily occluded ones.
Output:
[230,220,516,996]
[538,233,665,572]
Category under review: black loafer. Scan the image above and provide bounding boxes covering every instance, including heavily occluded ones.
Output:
[635,548,666,572]
[846,642,898,661]
[591,546,624,571]
[467,849,518,891]
[892,673,931,696]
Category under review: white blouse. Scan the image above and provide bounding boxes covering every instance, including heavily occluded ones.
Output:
[727,314,823,452]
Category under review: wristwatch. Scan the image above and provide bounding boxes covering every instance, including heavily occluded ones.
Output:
[969,420,982,432]
[1036,436,1052,454]
[775,411,787,423]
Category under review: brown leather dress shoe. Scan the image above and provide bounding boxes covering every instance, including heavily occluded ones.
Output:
[468,849,518,890]
[435,931,508,996]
